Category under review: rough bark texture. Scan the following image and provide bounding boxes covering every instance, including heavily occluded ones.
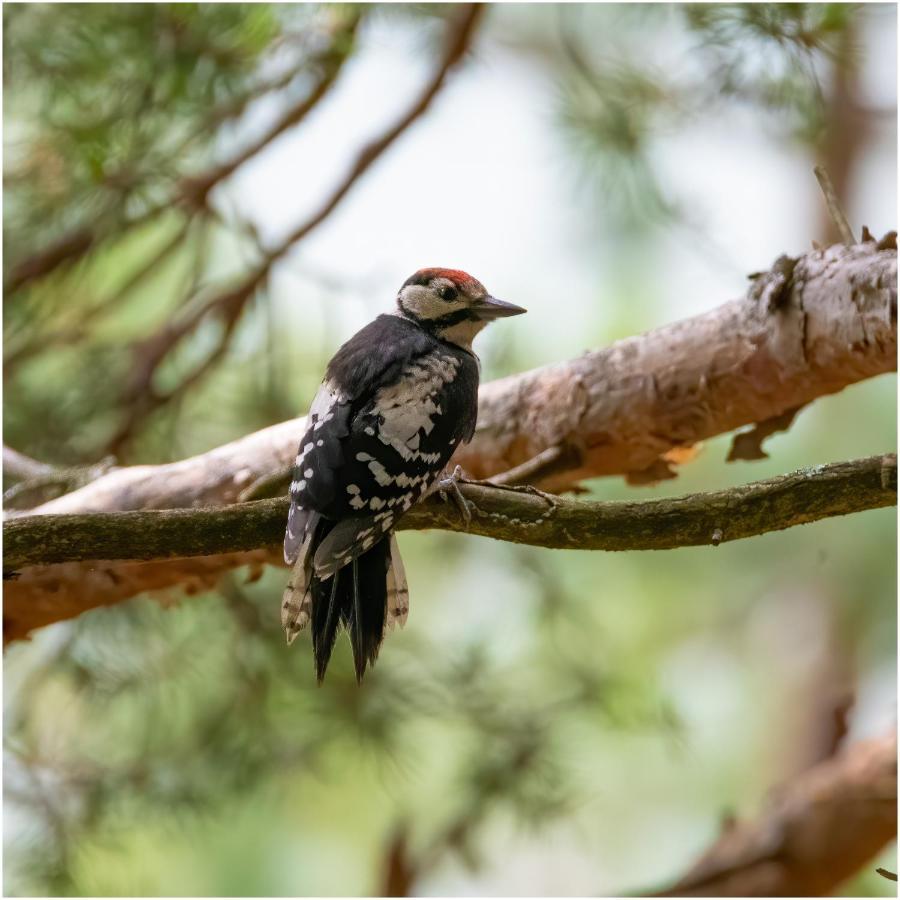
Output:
[459,241,896,489]
[4,456,895,641]
[653,731,897,897]
[29,242,896,515]
[3,550,278,646]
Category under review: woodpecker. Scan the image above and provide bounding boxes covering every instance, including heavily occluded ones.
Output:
[282,268,525,682]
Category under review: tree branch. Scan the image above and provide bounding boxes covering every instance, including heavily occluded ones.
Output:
[3,11,362,296]
[175,10,362,211]
[3,445,55,483]
[459,240,896,491]
[103,3,484,454]
[31,240,896,516]
[647,731,897,896]
[4,227,95,295]
[4,456,895,640]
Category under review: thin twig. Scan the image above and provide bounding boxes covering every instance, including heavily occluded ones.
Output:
[4,228,95,294]
[488,444,583,487]
[102,4,484,455]
[814,165,856,246]
[3,445,56,483]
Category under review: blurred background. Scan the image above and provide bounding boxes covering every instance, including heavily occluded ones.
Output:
[3,3,896,896]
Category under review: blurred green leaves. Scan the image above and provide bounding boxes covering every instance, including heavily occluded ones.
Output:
[554,3,857,229]
[4,4,281,261]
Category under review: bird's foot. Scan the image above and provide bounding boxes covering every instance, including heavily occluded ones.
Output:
[435,465,472,528]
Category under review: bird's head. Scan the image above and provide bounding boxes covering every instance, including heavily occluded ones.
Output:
[396,268,526,349]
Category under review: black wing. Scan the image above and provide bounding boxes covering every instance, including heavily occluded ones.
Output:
[284,316,478,568]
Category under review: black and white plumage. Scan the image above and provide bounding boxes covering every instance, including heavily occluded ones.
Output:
[282,268,525,682]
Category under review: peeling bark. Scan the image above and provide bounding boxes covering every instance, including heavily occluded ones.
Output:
[727,406,804,462]
[458,241,896,491]
[29,241,896,517]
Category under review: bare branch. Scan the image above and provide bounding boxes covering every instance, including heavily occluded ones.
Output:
[3,13,363,296]
[814,164,856,247]
[102,4,485,454]
[3,445,55,483]
[4,455,895,640]
[31,240,896,516]
[647,731,897,896]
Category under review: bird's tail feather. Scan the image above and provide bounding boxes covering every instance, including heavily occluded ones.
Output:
[285,521,408,683]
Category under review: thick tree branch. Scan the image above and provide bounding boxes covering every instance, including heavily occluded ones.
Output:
[4,456,895,640]
[31,240,897,516]
[648,731,897,897]
[458,240,896,491]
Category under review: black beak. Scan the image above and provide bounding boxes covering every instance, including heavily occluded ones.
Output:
[472,295,527,320]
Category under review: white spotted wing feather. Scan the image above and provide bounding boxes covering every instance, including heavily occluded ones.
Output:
[281,512,320,644]
[385,534,409,634]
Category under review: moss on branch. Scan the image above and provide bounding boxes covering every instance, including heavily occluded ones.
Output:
[4,455,895,575]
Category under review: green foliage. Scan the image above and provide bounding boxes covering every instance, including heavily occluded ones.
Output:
[4,4,281,260]
[555,3,857,228]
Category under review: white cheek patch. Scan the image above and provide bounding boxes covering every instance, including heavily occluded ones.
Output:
[400,284,468,322]
[420,295,466,321]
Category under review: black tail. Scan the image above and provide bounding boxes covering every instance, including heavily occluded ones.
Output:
[309,524,389,683]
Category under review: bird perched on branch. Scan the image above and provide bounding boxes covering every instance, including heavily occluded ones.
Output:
[283,268,525,682]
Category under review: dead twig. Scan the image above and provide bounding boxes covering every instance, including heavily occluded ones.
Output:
[814,164,856,247]
[3,445,56,483]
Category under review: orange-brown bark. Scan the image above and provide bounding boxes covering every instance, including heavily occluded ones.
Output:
[652,731,897,897]
[457,241,896,489]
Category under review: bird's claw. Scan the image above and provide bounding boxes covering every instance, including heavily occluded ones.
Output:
[436,465,472,528]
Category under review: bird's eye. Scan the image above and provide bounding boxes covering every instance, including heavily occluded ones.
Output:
[438,286,458,301]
